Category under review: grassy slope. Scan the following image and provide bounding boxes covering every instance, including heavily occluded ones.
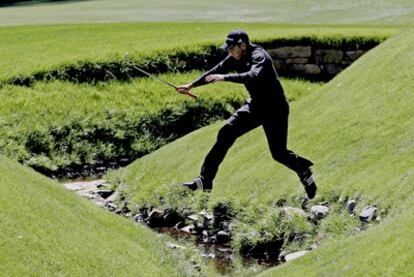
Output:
[259,203,414,277]
[0,156,197,276]
[0,0,413,26]
[115,28,414,276]
[0,71,321,171]
[0,73,317,133]
[0,23,399,81]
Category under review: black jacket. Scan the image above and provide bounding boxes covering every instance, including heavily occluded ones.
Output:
[192,43,288,111]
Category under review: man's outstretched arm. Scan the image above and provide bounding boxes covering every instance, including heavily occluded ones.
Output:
[176,55,233,93]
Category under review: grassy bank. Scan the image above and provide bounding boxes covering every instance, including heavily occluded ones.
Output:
[0,72,322,176]
[0,23,399,81]
[259,200,414,276]
[0,156,206,276]
[109,28,414,275]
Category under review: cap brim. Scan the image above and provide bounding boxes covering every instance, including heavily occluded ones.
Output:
[220,43,232,51]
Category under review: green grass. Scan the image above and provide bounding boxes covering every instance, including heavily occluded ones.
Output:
[259,201,414,277]
[0,155,205,276]
[0,71,322,174]
[110,28,414,276]
[0,23,400,81]
[0,0,413,26]
[1,2,413,275]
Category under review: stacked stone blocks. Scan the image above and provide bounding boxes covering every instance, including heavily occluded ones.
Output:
[267,46,366,80]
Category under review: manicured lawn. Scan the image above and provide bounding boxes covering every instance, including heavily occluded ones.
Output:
[0,0,413,26]
[0,156,203,276]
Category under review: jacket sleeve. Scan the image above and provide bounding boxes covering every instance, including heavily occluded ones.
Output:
[191,55,234,87]
[223,51,266,84]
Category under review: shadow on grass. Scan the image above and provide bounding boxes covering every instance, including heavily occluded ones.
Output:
[0,0,89,8]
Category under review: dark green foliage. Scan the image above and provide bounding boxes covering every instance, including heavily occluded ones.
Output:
[25,129,50,155]
[211,199,239,229]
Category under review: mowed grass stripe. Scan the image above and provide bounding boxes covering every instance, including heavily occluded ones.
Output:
[0,0,413,26]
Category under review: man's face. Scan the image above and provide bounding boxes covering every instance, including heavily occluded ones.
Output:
[228,43,246,60]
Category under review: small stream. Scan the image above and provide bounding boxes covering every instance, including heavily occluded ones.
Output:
[62,177,382,275]
[62,179,282,274]
[155,226,280,274]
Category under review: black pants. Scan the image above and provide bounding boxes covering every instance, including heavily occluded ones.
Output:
[200,103,313,182]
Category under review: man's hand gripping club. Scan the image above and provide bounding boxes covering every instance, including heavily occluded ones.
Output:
[176,74,225,94]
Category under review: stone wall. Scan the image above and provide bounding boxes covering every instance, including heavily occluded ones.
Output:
[267,46,367,80]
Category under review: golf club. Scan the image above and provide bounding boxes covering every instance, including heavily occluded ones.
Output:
[124,53,197,99]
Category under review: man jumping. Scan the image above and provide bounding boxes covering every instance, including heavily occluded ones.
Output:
[176,30,317,199]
